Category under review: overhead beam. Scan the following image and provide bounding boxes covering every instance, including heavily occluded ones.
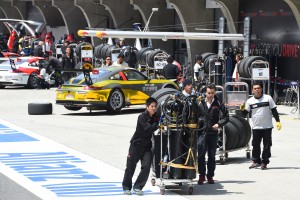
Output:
[78,30,245,41]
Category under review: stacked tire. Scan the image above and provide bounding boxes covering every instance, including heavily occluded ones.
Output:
[237,56,268,78]
[201,52,218,74]
[75,42,93,59]
[136,48,168,68]
[120,46,138,68]
[222,115,251,150]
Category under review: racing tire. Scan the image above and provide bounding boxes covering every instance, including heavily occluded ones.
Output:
[151,88,179,116]
[203,54,218,74]
[75,42,93,58]
[237,57,247,78]
[64,105,82,111]
[27,72,39,89]
[100,44,112,59]
[136,47,153,65]
[231,115,252,147]
[151,88,178,100]
[200,52,215,61]
[28,103,53,115]
[229,117,245,148]
[243,56,268,78]
[107,89,125,114]
[94,44,106,58]
[223,121,236,150]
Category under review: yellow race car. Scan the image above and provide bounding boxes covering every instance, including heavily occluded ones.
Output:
[56,66,179,113]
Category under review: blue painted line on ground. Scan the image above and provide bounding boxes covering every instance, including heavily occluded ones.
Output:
[0,119,184,199]
[0,124,38,142]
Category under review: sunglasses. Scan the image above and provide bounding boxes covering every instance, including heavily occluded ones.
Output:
[106,59,111,60]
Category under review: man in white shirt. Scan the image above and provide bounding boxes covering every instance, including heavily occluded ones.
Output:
[37,64,50,89]
[112,53,129,67]
[240,81,282,170]
[182,79,194,97]
[193,56,204,82]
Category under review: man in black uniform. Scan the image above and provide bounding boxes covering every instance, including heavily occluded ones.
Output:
[122,97,160,195]
[197,84,229,185]
[162,56,179,79]
[33,41,44,57]
[44,53,63,86]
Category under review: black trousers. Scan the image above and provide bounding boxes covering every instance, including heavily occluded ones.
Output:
[197,134,218,178]
[122,143,152,190]
[252,128,272,164]
[36,77,49,89]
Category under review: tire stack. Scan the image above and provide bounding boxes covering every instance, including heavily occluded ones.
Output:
[75,42,93,59]
[222,115,251,150]
[94,44,121,59]
[201,52,218,74]
[237,56,268,78]
[136,48,168,68]
[120,46,138,68]
[136,47,154,66]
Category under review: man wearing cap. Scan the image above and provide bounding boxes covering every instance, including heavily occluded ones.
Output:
[112,53,129,67]
[182,79,194,97]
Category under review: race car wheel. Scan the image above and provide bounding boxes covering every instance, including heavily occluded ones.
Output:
[27,72,38,89]
[107,89,124,113]
[64,106,82,111]
[0,85,5,89]
[28,103,53,115]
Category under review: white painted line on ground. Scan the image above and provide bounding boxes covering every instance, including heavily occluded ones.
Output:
[0,119,187,200]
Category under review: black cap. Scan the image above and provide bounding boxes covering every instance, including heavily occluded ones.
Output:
[196,55,203,61]
[182,79,192,88]
[117,53,124,58]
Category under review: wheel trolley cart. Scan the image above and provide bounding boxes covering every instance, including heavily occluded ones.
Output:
[54,43,63,59]
[153,52,168,78]
[152,93,204,195]
[218,81,251,164]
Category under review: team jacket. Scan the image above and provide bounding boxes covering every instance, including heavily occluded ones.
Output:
[198,97,229,134]
[130,111,159,147]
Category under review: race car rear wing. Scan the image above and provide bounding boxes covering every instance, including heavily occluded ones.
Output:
[56,68,94,86]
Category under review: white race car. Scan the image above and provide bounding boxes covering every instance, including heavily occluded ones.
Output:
[0,57,44,89]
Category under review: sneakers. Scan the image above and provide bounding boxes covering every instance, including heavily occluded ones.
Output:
[207,177,215,184]
[133,188,144,196]
[197,175,205,185]
[261,163,267,170]
[249,162,260,169]
[123,190,132,195]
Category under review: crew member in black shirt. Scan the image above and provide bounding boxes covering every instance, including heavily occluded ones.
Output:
[162,56,179,79]
[122,97,160,196]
